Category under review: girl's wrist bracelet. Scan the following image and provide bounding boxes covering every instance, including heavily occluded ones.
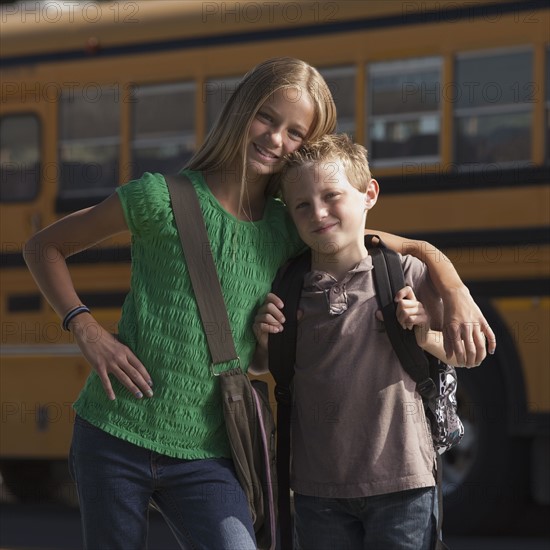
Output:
[62,305,91,331]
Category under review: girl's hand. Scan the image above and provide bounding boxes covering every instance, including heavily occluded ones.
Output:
[252,293,285,352]
[441,286,496,366]
[70,314,153,401]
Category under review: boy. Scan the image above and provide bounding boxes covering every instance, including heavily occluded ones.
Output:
[253,134,464,550]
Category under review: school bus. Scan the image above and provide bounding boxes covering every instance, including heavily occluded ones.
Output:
[1,0,548,534]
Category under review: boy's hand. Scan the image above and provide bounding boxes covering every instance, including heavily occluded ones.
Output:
[253,293,286,352]
[394,286,431,348]
[395,286,429,330]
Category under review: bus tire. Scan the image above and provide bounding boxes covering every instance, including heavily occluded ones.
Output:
[0,459,76,505]
[441,351,529,535]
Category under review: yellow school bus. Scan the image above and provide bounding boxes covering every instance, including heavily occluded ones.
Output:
[1,0,548,533]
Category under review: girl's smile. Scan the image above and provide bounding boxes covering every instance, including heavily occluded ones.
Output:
[246,87,314,180]
[252,142,280,162]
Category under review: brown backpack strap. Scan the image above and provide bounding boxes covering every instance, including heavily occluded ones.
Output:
[164,173,239,371]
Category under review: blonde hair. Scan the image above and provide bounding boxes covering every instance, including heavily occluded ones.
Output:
[185,57,337,197]
[277,133,372,197]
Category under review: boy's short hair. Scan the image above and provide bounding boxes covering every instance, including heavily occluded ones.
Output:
[277,133,372,197]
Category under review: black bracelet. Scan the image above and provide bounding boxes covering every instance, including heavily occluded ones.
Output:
[62,305,91,331]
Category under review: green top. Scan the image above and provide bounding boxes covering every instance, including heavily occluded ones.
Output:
[73,170,303,459]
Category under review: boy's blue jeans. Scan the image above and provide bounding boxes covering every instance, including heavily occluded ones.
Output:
[293,486,437,550]
[69,415,256,550]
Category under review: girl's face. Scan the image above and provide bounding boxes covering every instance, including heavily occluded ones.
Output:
[246,87,315,180]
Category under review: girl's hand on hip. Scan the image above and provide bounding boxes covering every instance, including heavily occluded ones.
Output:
[70,314,153,401]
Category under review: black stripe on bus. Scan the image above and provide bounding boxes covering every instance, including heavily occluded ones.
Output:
[1,1,545,68]
[465,278,549,298]
[78,291,127,309]
[6,290,127,312]
[7,294,42,312]
[405,226,550,248]
[65,247,132,265]
[53,166,550,214]
[56,194,110,213]
[1,246,131,268]
[2,226,548,268]
[6,276,547,314]
[379,165,550,195]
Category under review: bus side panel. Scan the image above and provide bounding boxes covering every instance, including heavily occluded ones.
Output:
[0,356,90,458]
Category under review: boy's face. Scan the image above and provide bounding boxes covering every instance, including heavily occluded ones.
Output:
[284,160,378,259]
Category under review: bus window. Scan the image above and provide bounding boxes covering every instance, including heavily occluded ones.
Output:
[368,57,441,167]
[319,66,355,137]
[131,82,195,179]
[0,114,40,202]
[205,76,242,131]
[58,88,119,198]
[454,48,533,166]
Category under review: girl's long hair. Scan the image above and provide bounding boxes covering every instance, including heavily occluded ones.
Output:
[185,57,337,198]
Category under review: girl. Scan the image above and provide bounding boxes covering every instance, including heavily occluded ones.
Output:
[24,57,494,549]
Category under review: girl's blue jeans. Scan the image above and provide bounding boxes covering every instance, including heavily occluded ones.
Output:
[293,486,437,550]
[69,415,256,550]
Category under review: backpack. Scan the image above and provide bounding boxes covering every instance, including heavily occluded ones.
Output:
[268,235,463,550]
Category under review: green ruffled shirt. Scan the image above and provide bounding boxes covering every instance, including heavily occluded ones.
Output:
[73,170,303,459]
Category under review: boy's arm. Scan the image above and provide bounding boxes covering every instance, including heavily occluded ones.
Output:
[395,286,462,367]
[415,328,460,367]
[366,229,496,365]
[249,293,286,376]
[248,347,269,376]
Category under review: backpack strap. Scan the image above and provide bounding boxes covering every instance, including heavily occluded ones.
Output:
[164,173,239,370]
[367,236,437,400]
[367,235,447,550]
[268,249,311,550]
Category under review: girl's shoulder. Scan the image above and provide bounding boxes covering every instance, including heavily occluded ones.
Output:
[117,171,170,203]
[116,172,172,238]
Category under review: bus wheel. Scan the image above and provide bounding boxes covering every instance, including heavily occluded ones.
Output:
[441,353,529,534]
[0,459,76,505]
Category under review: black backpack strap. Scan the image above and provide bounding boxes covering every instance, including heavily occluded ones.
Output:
[268,249,311,550]
[434,454,449,550]
[367,235,447,549]
[367,237,436,400]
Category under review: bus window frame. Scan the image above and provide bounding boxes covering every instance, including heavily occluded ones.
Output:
[0,112,41,204]
[367,56,443,169]
[130,80,197,181]
[57,86,121,201]
[204,75,243,132]
[453,45,535,168]
[318,65,356,137]
[205,73,245,132]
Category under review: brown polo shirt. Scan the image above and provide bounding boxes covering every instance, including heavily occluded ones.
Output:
[291,253,442,499]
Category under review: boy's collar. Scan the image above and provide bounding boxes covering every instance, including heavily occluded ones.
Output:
[305,255,373,289]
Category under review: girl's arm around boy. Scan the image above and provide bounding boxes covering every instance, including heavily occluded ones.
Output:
[367,230,496,366]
